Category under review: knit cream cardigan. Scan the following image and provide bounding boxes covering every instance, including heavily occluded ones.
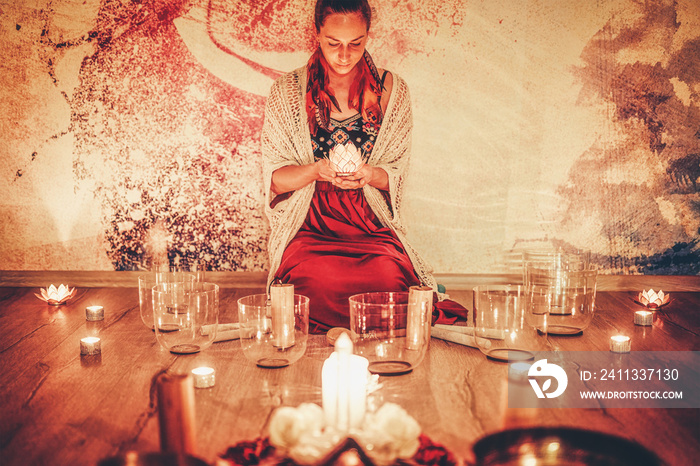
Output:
[261,66,438,293]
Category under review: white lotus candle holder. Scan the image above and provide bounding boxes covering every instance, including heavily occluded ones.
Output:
[35,284,77,306]
[329,142,364,175]
[634,289,670,310]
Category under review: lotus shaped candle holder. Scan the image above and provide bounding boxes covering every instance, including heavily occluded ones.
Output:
[329,142,364,176]
[35,284,77,305]
[633,289,671,310]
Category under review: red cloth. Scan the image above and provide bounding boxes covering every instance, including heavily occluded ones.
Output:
[274,182,467,333]
[219,433,457,465]
[431,295,469,326]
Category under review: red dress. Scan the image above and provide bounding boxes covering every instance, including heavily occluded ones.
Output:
[273,114,466,332]
[275,180,421,332]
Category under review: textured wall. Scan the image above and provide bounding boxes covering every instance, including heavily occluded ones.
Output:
[1,0,698,274]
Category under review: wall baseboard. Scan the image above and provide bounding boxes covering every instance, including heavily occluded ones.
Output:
[0,270,267,288]
[1,270,698,291]
[434,273,700,291]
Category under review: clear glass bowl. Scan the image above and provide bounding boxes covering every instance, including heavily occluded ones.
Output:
[138,271,194,330]
[526,267,597,335]
[237,294,309,368]
[472,285,549,362]
[348,291,431,375]
[152,282,219,354]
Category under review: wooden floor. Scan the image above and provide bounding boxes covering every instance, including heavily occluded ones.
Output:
[0,277,698,465]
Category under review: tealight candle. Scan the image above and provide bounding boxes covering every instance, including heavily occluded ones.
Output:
[80,337,101,355]
[85,305,104,321]
[634,310,653,326]
[191,366,215,388]
[610,335,630,353]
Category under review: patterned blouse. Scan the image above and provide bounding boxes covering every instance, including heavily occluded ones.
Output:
[310,113,378,163]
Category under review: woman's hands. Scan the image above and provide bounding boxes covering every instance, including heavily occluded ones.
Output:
[316,158,340,183]
[271,159,389,195]
[322,160,390,191]
[329,162,370,189]
[322,159,391,191]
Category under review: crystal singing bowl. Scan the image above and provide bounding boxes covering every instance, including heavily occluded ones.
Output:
[349,292,430,375]
[526,267,597,335]
[237,294,309,368]
[472,285,548,362]
[522,249,591,273]
[152,282,219,354]
[139,272,195,330]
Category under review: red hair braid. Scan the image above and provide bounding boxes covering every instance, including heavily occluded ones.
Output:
[306,49,384,136]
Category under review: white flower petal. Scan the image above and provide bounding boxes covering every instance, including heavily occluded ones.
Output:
[361,403,421,464]
[269,407,302,449]
[268,403,325,451]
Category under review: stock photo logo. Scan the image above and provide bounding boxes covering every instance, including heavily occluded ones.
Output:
[528,359,568,399]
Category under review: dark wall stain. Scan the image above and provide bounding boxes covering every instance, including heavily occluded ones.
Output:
[637,241,700,275]
[611,62,673,153]
[560,0,700,275]
[667,153,700,194]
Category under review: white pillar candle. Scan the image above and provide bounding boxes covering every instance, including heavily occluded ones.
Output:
[80,337,101,355]
[85,305,104,321]
[407,286,433,350]
[634,310,653,326]
[191,367,215,388]
[610,335,631,353]
[322,332,369,431]
[270,284,295,348]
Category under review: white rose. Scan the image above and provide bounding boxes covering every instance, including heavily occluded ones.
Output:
[360,403,421,465]
[288,430,338,465]
[268,403,325,450]
[296,402,326,432]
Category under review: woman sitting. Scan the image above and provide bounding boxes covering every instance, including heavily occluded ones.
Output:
[261,0,467,332]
